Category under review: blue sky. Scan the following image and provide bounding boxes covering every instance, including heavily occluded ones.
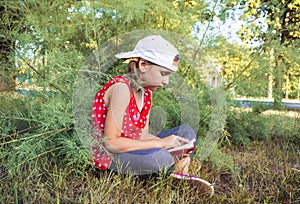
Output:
[193,9,244,45]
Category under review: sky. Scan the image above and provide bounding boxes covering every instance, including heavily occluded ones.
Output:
[193,9,244,45]
[191,0,250,47]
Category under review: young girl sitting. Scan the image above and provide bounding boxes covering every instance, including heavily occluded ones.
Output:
[91,35,213,193]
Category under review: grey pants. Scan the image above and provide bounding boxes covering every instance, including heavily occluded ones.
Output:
[109,125,197,175]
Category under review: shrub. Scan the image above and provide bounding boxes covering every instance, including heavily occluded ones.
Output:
[224,106,300,147]
[225,108,270,146]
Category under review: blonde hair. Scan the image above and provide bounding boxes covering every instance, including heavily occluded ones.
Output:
[124,58,139,73]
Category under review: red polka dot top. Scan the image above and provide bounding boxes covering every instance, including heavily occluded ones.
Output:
[91,76,152,170]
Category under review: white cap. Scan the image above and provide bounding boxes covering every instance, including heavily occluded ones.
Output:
[115,35,180,72]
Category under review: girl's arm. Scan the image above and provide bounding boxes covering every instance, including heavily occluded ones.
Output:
[140,116,162,140]
[103,83,189,153]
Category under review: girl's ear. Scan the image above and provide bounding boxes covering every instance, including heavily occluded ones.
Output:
[138,59,147,73]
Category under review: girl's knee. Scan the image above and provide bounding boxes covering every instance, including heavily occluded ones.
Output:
[179,125,196,140]
[153,151,174,169]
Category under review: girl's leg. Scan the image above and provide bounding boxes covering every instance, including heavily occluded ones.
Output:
[156,125,197,174]
[109,126,197,175]
[109,148,175,175]
[156,125,197,158]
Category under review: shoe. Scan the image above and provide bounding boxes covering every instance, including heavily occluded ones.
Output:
[170,173,214,197]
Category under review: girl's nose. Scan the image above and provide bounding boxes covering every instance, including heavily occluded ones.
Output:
[162,76,169,86]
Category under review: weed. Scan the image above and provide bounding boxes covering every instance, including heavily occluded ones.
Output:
[1,92,299,203]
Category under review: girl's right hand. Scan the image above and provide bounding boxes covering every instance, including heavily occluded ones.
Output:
[159,135,190,150]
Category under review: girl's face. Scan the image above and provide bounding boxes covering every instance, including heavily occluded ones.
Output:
[138,61,174,91]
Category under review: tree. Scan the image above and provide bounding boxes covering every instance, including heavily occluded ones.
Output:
[233,0,300,108]
[0,2,25,91]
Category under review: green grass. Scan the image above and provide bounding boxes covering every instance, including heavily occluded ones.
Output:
[1,138,299,203]
[1,94,299,203]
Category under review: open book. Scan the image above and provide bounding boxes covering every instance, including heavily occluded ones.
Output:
[168,138,196,157]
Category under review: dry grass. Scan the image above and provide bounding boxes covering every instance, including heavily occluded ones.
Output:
[1,139,299,204]
[1,94,299,203]
[212,140,300,203]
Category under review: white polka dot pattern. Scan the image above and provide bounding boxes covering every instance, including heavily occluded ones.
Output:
[91,76,152,170]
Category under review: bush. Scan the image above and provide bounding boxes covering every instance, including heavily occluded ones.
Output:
[224,106,300,147]
[268,113,300,147]
[0,93,89,185]
[225,108,270,146]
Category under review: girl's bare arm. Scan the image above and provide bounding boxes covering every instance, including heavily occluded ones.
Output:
[103,83,189,153]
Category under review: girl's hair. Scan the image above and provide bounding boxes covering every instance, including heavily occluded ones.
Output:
[174,54,180,62]
[126,54,179,73]
[128,60,138,73]
[126,58,140,73]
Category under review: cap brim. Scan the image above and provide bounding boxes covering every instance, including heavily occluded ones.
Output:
[115,51,138,59]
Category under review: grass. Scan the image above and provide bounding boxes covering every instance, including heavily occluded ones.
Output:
[1,138,299,203]
[216,140,299,203]
[1,93,299,203]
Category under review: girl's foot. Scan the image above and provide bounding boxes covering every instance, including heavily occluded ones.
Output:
[170,173,214,197]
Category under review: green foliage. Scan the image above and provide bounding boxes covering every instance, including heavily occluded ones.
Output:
[224,0,300,104]
[150,65,212,138]
[151,88,181,130]
[251,102,272,114]
[1,0,300,203]
[224,107,300,146]
[1,0,217,191]
[268,113,300,147]
[1,136,299,203]
[225,108,270,145]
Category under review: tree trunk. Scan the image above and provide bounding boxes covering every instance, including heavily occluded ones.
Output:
[268,74,273,99]
[268,48,274,99]
[0,39,15,92]
[298,78,300,100]
[273,54,284,110]
[285,72,289,99]
[0,5,17,92]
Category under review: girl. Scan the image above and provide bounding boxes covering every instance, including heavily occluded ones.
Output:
[91,35,213,193]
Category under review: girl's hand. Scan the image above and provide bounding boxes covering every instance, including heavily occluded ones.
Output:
[159,135,190,150]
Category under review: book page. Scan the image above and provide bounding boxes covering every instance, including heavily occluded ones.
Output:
[167,138,196,155]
